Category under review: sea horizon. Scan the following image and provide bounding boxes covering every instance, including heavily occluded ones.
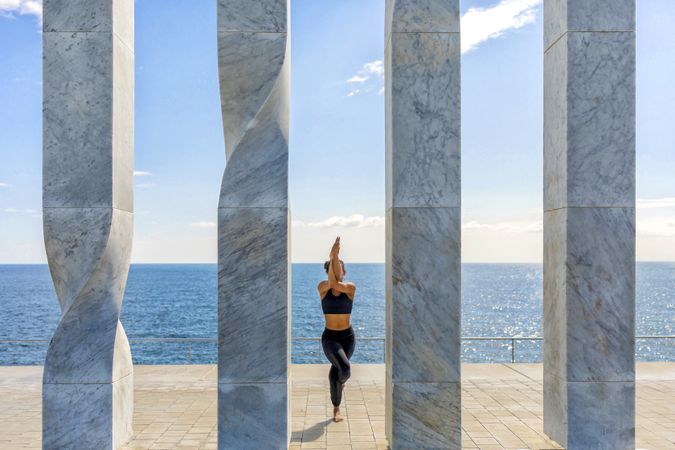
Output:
[1,262,674,365]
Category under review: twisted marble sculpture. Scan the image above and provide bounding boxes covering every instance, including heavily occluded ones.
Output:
[42,0,134,448]
[216,1,290,448]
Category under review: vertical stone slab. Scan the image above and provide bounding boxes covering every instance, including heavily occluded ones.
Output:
[543,1,636,448]
[216,1,290,448]
[42,0,134,448]
[385,1,461,448]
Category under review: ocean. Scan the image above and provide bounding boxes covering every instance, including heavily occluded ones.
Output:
[0,263,673,365]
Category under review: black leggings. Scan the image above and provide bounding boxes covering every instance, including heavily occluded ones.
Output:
[321,326,356,407]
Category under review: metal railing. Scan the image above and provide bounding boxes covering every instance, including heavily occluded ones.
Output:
[463,336,541,364]
[1,335,673,364]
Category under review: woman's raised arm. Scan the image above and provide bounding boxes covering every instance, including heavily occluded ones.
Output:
[328,237,356,299]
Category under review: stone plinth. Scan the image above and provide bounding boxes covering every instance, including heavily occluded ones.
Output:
[543,1,636,448]
[42,0,135,448]
[385,1,461,448]
[216,1,290,448]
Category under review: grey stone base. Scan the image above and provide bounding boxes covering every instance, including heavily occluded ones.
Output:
[544,376,635,450]
[42,374,133,450]
[388,382,461,450]
[217,382,288,450]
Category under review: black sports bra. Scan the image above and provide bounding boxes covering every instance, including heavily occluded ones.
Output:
[321,289,353,314]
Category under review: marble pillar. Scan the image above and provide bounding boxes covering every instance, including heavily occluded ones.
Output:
[385,1,461,448]
[216,1,290,448]
[42,0,134,448]
[543,1,636,448]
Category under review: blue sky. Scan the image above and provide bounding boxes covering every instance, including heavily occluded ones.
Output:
[1,0,674,263]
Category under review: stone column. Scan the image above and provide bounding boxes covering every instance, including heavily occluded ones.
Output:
[543,1,636,448]
[42,0,134,448]
[216,1,290,448]
[385,1,461,448]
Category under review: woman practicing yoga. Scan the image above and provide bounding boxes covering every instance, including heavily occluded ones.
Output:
[317,236,356,422]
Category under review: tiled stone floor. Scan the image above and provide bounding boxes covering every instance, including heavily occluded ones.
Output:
[0,363,673,449]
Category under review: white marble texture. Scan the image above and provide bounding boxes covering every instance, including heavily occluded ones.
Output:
[217,31,288,165]
[217,1,290,448]
[565,381,635,449]
[42,1,134,448]
[43,209,133,384]
[389,382,461,449]
[217,207,288,383]
[42,0,133,67]
[217,0,287,32]
[113,33,135,212]
[218,33,289,208]
[43,31,114,209]
[544,32,635,211]
[543,209,567,383]
[385,0,460,36]
[43,375,133,450]
[545,0,635,50]
[386,32,461,209]
[563,207,635,382]
[217,383,288,450]
[543,1,635,448]
[385,0,461,448]
[386,207,461,383]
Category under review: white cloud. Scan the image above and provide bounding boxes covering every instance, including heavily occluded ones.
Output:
[346,0,541,98]
[0,182,11,188]
[462,0,541,54]
[345,60,384,97]
[0,0,42,19]
[4,208,38,214]
[134,171,152,177]
[190,221,216,228]
[637,197,675,237]
[363,60,384,77]
[637,197,675,209]
[293,214,385,229]
[462,220,543,233]
[638,220,675,238]
[3,207,41,218]
[347,75,369,84]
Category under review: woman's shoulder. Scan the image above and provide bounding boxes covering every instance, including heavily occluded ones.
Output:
[317,280,329,298]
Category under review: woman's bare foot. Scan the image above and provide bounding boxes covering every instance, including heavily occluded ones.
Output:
[333,406,343,422]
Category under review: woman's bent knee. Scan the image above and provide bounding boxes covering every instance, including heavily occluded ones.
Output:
[339,365,351,384]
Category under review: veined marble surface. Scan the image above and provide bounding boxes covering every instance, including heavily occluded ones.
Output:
[217,31,288,163]
[386,32,460,209]
[217,0,287,33]
[386,207,461,383]
[42,0,134,447]
[217,383,288,450]
[218,34,289,208]
[43,208,133,384]
[385,0,461,448]
[544,0,635,50]
[544,32,635,210]
[543,1,636,448]
[385,0,460,37]
[217,1,290,448]
[43,375,133,449]
[217,207,288,384]
[43,0,133,48]
[390,382,461,449]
